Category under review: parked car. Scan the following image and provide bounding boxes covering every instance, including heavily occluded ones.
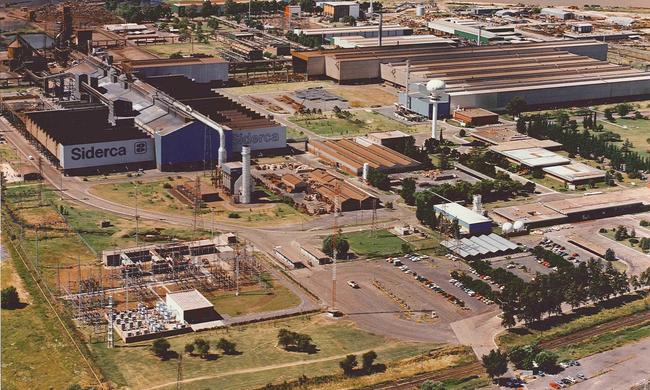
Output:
[347,281,359,288]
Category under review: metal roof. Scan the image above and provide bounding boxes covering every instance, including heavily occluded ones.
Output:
[167,289,213,311]
[434,202,491,225]
[543,162,605,182]
[499,147,570,168]
[441,233,518,258]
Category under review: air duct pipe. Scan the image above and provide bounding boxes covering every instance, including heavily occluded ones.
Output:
[241,145,251,204]
[171,101,227,166]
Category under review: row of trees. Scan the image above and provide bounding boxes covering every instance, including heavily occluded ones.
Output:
[322,233,350,259]
[285,31,323,48]
[498,255,631,327]
[105,2,171,23]
[481,344,559,381]
[339,350,383,376]
[151,336,238,360]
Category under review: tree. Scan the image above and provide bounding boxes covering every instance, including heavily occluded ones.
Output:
[534,350,558,372]
[216,338,237,355]
[1,286,20,309]
[481,349,508,380]
[400,178,417,205]
[604,108,614,121]
[516,116,527,133]
[278,328,293,349]
[505,96,527,117]
[67,385,83,390]
[367,169,391,190]
[340,354,358,376]
[420,381,446,390]
[401,242,413,254]
[194,338,210,359]
[184,343,195,355]
[322,234,350,259]
[604,248,616,261]
[361,350,377,373]
[616,103,634,118]
[151,338,171,359]
[340,15,356,25]
[224,0,237,15]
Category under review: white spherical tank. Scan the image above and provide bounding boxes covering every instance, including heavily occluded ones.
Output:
[513,220,524,231]
[502,222,513,234]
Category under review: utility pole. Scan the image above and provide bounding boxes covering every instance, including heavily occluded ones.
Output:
[35,225,39,272]
[134,181,139,248]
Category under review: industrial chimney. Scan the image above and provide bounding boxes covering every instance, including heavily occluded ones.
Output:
[241,145,252,204]
[362,162,370,181]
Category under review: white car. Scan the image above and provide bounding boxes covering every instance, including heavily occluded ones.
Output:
[27,155,34,160]
[347,281,359,288]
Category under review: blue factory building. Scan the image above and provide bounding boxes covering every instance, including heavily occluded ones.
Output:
[398,90,450,119]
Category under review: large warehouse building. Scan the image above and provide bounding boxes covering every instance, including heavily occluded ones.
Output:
[23,106,155,174]
[384,41,650,111]
[64,59,286,172]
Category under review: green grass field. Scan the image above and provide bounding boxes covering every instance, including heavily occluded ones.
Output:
[144,42,220,57]
[497,295,650,351]
[0,143,19,161]
[601,117,650,157]
[91,315,441,390]
[290,111,428,138]
[600,228,648,255]
[206,277,301,316]
[1,242,95,390]
[343,229,405,258]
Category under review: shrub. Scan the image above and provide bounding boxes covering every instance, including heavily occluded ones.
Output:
[228,212,240,218]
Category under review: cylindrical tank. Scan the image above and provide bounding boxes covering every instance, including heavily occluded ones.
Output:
[241,145,251,204]
[513,220,524,231]
[416,5,425,16]
[362,162,370,181]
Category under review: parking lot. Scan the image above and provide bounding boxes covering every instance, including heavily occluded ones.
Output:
[292,255,497,343]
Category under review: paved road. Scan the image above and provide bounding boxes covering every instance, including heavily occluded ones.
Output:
[526,337,650,390]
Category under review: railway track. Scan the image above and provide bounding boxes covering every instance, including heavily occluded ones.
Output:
[539,309,650,350]
[368,361,485,390]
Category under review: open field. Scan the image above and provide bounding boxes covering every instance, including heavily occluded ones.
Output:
[289,111,428,138]
[497,294,650,351]
[1,240,95,390]
[204,275,301,316]
[89,178,306,226]
[601,117,650,157]
[344,229,405,258]
[552,320,650,360]
[91,314,446,390]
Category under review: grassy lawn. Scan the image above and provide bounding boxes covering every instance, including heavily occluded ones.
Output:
[401,229,445,256]
[91,315,443,390]
[343,229,405,258]
[0,143,19,161]
[600,228,648,255]
[1,242,95,390]
[553,320,650,360]
[289,111,428,138]
[205,275,301,316]
[601,117,650,157]
[497,295,650,350]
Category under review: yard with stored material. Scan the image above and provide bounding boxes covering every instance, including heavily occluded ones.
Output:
[290,111,429,138]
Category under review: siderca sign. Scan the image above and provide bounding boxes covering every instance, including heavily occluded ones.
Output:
[59,139,154,169]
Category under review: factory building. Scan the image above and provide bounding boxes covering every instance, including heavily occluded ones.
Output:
[23,106,155,174]
[293,40,604,84]
[323,1,360,21]
[309,169,378,211]
[543,162,605,185]
[308,138,420,176]
[427,19,526,45]
[120,57,229,83]
[452,108,499,127]
[166,289,219,324]
[332,34,454,49]
[540,8,575,20]
[383,41,650,111]
[292,24,412,42]
[434,202,492,236]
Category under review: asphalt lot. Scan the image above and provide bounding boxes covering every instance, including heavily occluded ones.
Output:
[525,337,650,390]
[292,255,497,343]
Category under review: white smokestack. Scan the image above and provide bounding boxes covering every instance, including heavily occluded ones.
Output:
[431,103,441,141]
[241,145,251,204]
[405,60,411,110]
[362,162,370,181]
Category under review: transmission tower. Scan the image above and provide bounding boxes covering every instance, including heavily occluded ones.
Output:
[107,295,114,348]
[330,181,341,314]
[38,156,43,206]
[177,353,183,390]
[192,175,202,239]
[371,198,378,237]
